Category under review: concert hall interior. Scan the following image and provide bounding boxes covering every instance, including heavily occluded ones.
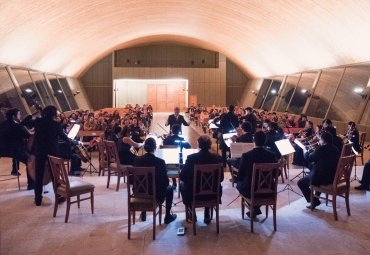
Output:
[2,1,370,255]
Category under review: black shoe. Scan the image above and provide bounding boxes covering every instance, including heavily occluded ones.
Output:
[58,197,66,204]
[164,214,177,224]
[306,199,321,209]
[35,199,42,206]
[140,211,147,221]
[204,214,211,225]
[11,171,20,176]
[27,185,35,190]
[355,185,370,191]
[246,211,260,222]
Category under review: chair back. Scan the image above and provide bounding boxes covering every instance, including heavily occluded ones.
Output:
[127,167,156,201]
[340,143,353,157]
[192,164,222,201]
[333,155,355,189]
[48,155,70,193]
[251,163,280,200]
[359,132,366,150]
[159,145,178,149]
[97,140,107,167]
[104,140,121,167]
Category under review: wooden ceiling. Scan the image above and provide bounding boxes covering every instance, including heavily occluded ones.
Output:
[0,0,370,78]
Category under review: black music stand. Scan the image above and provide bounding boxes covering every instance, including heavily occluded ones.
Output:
[82,147,98,176]
[0,157,20,191]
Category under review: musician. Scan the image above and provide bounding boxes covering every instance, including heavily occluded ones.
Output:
[219,105,239,167]
[292,121,314,166]
[297,132,340,209]
[236,131,277,219]
[347,121,361,153]
[130,117,145,143]
[133,138,177,224]
[0,108,35,189]
[323,126,343,153]
[33,105,68,206]
[163,124,191,149]
[235,122,254,143]
[298,114,308,128]
[180,135,223,224]
[240,107,257,134]
[116,126,142,165]
[165,107,189,132]
[263,120,284,159]
[355,159,370,191]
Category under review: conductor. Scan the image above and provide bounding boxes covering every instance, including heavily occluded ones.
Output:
[165,107,190,132]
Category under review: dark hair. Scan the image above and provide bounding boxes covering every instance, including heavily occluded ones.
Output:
[171,124,181,135]
[241,122,252,133]
[254,131,266,147]
[42,105,57,119]
[246,107,253,112]
[322,118,332,126]
[323,126,337,136]
[228,105,235,112]
[198,135,212,150]
[321,131,333,145]
[348,121,356,128]
[144,137,156,153]
[6,108,19,121]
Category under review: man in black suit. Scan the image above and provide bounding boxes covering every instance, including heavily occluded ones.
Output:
[133,138,177,224]
[165,107,189,132]
[297,132,340,209]
[32,106,69,206]
[0,108,34,189]
[240,107,257,134]
[355,159,370,191]
[219,105,239,167]
[236,131,277,219]
[180,135,223,224]
[235,122,254,143]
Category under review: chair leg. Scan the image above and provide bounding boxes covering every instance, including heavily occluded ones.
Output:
[133,211,136,225]
[310,188,314,211]
[159,205,162,225]
[265,205,268,218]
[77,195,80,208]
[107,170,111,188]
[250,203,254,233]
[325,194,328,206]
[193,207,196,235]
[284,165,288,179]
[345,190,351,216]
[153,209,156,240]
[65,198,71,223]
[216,205,219,234]
[361,153,364,165]
[273,204,277,231]
[53,194,59,217]
[241,198,245,219]
[333,195,338,221]
[91,191,94,214]
[210,207,213,220]
[128,210,131,240]
[116,171,121,192]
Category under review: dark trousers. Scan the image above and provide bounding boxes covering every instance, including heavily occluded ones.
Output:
[297,174,321,203]
[34,154,48,203]
[70,153,82,173]
[12,151,34,187]
[361,161,370,187]
[220,139,230,167]
[163,186,174,215]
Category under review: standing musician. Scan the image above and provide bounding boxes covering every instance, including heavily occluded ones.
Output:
[219,105,239,167]
[0,108,35,189]
[32,106,69,206]
[165,107,190,132]
[297,132,340,209]
[240,107,257,134]
[346,121,361,153]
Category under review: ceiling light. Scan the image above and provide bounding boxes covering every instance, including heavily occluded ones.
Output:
[270,89,277,94]
[353,87,363,93]
[25,88,33,93]
[301,89,307,94]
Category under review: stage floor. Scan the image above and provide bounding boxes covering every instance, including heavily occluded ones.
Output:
[1,113,370,255]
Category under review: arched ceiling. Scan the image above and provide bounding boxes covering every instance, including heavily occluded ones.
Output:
[0,0,370,78]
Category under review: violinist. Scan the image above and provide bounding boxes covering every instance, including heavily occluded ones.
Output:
[297,132,340,209]
[263,120,284,160]
[292,121,314,166]
[234,122,254,143]
[240,107,257,134]
[323,126,343,153]
[346,121,361,153]
[116,126,143,165]
[130,117,145,143]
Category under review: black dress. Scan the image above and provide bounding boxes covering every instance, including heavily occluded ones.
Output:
[116,139,136,165]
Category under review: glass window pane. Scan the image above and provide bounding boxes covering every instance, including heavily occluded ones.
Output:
[58,77,78,110]
[0,67,27,119]
[29,71,55,106]
[276,74,300,112]
[11,68,44,113]
[261,77,283,111]
[361,100,370,125]
[306,68,343,118]
[287,72,317,114]
[47,75,71,112]
[253,79,272,109]
[327,65,370,122]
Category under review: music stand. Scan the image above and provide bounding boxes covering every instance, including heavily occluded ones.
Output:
[290,139,309,181]
[275,139,302,197]
[351,146,360,182]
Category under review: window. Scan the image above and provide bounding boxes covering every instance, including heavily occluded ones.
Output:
[360,99,370,125]
[276,74,300,112]
[306,68,343,118]
[327,65,370,122]
[58,77,78,110]
[11,68,44,113]
[287,72,317,114]
[261,77,283,111]
[47,75,71,112]
[253,79,272,109]
[0,67,27,120]
[29,71,55,107]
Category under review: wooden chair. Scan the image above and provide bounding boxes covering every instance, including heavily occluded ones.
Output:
[127,166,162,240]
[189,163,223,235]
[104,140,132,191]
[356,132,366,165]
[229,142,254,187]
[241,162,280,233]
[97,140,108,176]
[48,155,94,223]
[310,155,355,221]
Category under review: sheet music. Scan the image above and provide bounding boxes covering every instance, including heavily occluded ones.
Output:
[294,139,306,151]
[222,132,237,148]
[67,124,81,139]
[276,139,296,156]
[230,143,254,158]
[209,123,218,129]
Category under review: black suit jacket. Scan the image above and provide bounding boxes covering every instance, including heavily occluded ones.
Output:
[163,134,191,149]
[220,112,239,134]
[236,133,253,143]
[0,120,30,157]
[237,147,277,198]
[167,114,189,131]
[241,113,257,134]
[133,153,169,202]
[180,149,223,205]
[304,144,340,186]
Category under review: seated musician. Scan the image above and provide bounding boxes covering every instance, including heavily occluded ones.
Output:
[133,138,177,224]
[323,126,343,153]
[292,121,314,166]
[0,108,34,189]
[297,132,340,209]
[263,120,284,159]
[130,117,145,143]
[116,126,142,165]
[240,107,257,134]
[236,131,277,219]
[234,121,254,143]
[355,159,370,191]
[346,121,361,153]
[180,135,223,224]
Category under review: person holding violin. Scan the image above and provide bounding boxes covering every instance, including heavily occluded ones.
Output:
[165,107,190,133]
[346,121,361,153]
[116,126,143,165]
